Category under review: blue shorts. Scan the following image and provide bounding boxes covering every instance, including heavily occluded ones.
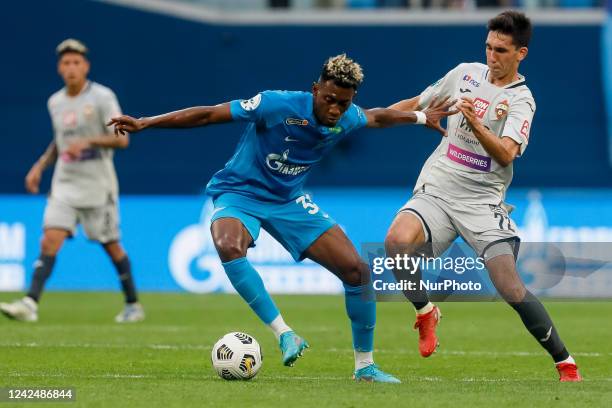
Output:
[210,192,337,261]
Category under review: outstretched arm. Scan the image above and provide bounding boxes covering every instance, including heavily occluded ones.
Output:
[387,96,421,112]
[365,96,457,135]
[107,103,233,135]
[365,108,421,128]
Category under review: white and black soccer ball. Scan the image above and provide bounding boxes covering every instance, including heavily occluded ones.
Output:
[211,332,263,380]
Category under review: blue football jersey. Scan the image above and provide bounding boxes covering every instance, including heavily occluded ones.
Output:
[205,90,368,202]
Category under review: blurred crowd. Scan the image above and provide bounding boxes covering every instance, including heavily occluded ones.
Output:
[268,0,603,8]
[175,0,604,10]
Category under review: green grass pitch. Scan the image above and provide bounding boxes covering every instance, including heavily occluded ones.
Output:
[1,293,611,407]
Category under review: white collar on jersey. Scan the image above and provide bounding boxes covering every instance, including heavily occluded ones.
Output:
[484,70,526,89]
[64,80,92,98]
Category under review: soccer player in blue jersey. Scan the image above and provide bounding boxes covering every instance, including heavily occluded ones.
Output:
[109,54,456,383]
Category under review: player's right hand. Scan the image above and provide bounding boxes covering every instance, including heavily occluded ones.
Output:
[107,115,144,136]
[25,165,42,194]
[422,96,459,136]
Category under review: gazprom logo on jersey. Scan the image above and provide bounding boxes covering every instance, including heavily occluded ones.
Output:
[168,199,341,294]
[266,149,310,176]
[462,74,481,87]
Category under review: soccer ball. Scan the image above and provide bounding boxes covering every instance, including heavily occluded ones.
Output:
[211,332,263,380]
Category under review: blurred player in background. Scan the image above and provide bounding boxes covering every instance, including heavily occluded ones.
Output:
[0,39,144,323]
[109,54,456,382]
[385,11,581,381]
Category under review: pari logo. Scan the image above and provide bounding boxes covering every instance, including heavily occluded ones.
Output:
[462,74,481,88]
[266,149,310,176]
[0,222,26,291]
[168,199,342,294]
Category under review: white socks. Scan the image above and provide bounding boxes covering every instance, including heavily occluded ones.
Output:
[556,355,576,366]
[268,314,292,340]
[416,302,434,315]
[270,314,375,371]
[355,350,374,371]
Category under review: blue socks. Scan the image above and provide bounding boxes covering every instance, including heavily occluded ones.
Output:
[223,257,376,353]
[222,257,280,324]
[344,283,376,352]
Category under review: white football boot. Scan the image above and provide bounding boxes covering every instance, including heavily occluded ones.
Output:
[0,297,38,322]
[115,303,145,323]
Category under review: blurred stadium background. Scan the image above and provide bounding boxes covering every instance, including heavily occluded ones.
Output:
[1,0,611,299]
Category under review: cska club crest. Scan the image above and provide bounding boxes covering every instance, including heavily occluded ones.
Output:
[83,104,95,117]
[495,100,509,120]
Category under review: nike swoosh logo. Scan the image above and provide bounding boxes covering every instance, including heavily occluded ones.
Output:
[285,136,299,142]
[459,88,472,93]
[211,206,226,217]
[540,326,552,342]
[526,102,535,112]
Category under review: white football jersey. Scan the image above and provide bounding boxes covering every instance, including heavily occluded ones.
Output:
[47,81,121,207]
[414,62,535,205]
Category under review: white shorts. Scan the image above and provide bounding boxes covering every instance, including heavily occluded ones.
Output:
[400,192,519,261]
[43,196,121,243]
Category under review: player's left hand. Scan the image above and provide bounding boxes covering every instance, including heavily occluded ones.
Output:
[64,140,90,160]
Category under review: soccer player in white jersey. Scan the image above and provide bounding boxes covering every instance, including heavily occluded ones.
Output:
[385,11,581,381]
[0,39,144,323]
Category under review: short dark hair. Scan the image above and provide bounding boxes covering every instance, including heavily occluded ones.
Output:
[487,10,532,48]
[320,54,364,90]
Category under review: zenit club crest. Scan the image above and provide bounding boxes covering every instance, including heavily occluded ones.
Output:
[495,100,509,120]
